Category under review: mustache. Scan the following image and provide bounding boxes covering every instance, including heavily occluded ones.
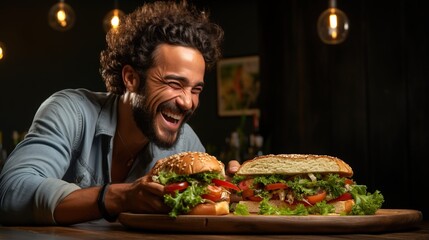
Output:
[159,101,193,118]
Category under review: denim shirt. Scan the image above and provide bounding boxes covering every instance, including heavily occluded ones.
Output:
[0,89,205,225]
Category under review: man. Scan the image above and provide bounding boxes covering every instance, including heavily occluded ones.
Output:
[0,1,224,225]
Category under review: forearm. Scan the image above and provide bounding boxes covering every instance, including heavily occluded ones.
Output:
[54,176,168,225]
[0,172,80,225]
[53,187,100,225]
[54,183,129,225]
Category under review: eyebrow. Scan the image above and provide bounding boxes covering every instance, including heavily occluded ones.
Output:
[164,74,205,88]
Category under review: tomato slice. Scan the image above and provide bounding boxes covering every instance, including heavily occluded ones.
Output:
[241,188,263,202]
[305,190,327,204]
[212,179,240,191]
[238,179,254,191]
[238,179,264,201]
[265,183,288,191]
[241,188,255,199]
[328,192,353,203]
[344,179,354,185]
[164,181,189,194]
[202,185,223,202]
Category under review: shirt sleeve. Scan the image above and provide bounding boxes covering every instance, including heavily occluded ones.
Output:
[0,91,83,225]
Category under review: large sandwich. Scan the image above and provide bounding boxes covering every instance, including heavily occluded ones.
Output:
[232,154,384,216]
[150,151,240,217]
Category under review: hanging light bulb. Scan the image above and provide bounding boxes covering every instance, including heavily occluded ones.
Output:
[48,0,76,32]
[317,0,349,44]
[103,1,125,34]
[0,42,5,61]
[103,9,125,33]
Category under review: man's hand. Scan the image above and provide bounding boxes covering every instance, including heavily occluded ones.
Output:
[120,175,170,214]
[227,160,240,175]
[53,176,169,225]
[226,160,241,203]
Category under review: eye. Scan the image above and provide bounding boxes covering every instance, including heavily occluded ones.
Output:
[167,81,182,89]
[192,86,203,94]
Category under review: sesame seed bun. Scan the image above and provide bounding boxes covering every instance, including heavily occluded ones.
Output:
[150,151,225,176]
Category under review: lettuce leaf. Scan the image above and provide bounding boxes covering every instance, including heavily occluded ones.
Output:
[258,198,309,215]
[164,182,206,218]
[159,171,223,217]
[233,203,250,215]
[156,171,223,185]
[349,185,384,215]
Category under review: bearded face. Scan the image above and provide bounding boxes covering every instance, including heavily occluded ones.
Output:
[128,44,205,148]
[131,89,193,148]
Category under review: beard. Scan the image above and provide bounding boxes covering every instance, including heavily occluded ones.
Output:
[130,90,194,149]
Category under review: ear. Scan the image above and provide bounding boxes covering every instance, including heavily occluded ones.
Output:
[122,65,140,92]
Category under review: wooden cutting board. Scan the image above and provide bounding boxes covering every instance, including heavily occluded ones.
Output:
[118,209,422,234]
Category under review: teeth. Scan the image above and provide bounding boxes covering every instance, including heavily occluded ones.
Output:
[163,111,181,121]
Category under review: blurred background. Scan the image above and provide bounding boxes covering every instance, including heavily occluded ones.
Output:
[0,0,427,219]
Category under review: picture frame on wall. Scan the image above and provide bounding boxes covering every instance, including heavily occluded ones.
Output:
[216,55,260,117]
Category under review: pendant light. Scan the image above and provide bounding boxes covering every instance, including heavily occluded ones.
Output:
[0,42,5,61]
[103,1,125,33]
[317,0,349,44]
[48,0,76,32]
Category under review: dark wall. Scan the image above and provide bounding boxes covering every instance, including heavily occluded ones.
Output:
[0,0,117,151]
[259,0,428,219]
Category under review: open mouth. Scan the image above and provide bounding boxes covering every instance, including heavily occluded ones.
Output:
[162,111,181,125]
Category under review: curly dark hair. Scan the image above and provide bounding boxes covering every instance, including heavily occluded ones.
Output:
[99,0,224,94]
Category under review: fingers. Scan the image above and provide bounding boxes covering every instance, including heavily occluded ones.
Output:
[131,176,170,214]
[139,191,170,214]
[226,161,242,202]
[139,175,164,197]
[227,160,240,175]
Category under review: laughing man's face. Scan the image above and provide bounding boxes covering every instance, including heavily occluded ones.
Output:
[132,44,205,148]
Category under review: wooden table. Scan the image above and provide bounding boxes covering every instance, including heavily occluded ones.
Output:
[1,220,428,240]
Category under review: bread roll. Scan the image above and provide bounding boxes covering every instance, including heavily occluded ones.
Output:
[188,201,230,215]
[330,199,355,214]
[151,151,225,176]
[237,154,353,177]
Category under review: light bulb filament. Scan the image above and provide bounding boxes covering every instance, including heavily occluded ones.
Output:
[328,10,339,39]
[329,12,338,29]
[0,48,4,60]
[111,15,120,29]
[57,9,68,27]
[57,10,66,21]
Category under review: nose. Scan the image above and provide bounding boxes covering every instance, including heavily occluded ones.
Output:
[176,91,194,111]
